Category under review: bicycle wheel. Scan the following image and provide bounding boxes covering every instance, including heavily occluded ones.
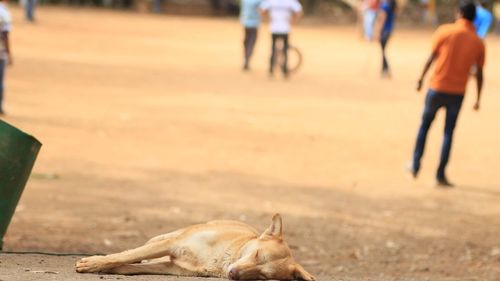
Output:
[274,45,303,75]
[286,45,303,74]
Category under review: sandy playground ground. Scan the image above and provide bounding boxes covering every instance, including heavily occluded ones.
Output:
[0,6,500,281]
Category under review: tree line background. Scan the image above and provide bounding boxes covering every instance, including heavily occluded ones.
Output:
[22,0,499,27]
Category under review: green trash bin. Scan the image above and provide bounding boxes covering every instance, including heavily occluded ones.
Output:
[0,120,42,250]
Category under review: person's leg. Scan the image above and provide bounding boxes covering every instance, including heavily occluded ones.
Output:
[243,27,251,69]
[33,0,37,20]
[26,0,32,21]
[421,5,429,24]
[363,10,375,40]
[367,10,377,40]
[244,28,257,69]
[0,59,5,114]
[26,0,35,22]
[380,30,391,74]
[153,0,162,13]
[412,90,443,175]
[270,34,278,75]
[248,28,258,60]
[282,34,289,76]
[436,95,464,182]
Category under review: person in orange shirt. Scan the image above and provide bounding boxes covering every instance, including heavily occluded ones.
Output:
[409,0,485,187]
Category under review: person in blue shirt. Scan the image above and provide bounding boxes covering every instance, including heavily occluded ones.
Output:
[474,0,493,39]
[240,0,262,71]
[376,0,397,78]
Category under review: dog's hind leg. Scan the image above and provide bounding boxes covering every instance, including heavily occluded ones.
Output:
[76,238,177,273]
[145,229,184,245]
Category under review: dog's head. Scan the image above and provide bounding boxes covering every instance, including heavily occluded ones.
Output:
[227,214,315,281]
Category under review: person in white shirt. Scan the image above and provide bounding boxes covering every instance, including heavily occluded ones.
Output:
[260,0,302,77]
[0,0,12,115]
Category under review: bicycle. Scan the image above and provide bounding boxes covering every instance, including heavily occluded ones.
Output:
[273,41,303,75]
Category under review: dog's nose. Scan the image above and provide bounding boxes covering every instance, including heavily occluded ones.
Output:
[228,268,239,280]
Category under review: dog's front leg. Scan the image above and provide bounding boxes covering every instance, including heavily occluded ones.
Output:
[76,239,175,273]
[103,259,203,276]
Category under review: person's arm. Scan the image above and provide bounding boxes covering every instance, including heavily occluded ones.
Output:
[290,1,303,24]
[474,43,486,111]
[473,66,483,111]
[259,0,269,19]
[417,27,443,91]
[259,8,268,18]
[292,10,303,24]
[416,52,436,91]
[2,31,11,66]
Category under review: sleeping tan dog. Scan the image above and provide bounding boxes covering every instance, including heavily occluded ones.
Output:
[76,214,315,280]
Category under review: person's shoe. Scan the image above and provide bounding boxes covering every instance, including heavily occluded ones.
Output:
[381,70,392,79]
[406,163,419,179]
[242,63,250,72]
[436,177,455,188]
[0,109,5,116]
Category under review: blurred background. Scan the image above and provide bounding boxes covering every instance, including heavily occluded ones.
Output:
[15,0,500,27]
[0,0,499,280]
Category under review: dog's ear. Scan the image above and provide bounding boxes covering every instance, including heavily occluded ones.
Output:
[260,213,282,239]
[293,264,315,281]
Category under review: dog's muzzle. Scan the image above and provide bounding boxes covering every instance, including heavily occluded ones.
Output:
[228,268,240,280]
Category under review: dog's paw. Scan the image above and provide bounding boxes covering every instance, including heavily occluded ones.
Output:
[75,256,108,273]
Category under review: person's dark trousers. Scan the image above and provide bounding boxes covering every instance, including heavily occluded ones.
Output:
[270,33,289,76]
[153,0,162,13]
[26,0,36,22]
[0,59,5,113]
[412,89,464,180]
[380,30,391,73]
[243,27,258,69]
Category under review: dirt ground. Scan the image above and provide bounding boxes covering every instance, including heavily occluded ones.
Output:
[1,6,499,281]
